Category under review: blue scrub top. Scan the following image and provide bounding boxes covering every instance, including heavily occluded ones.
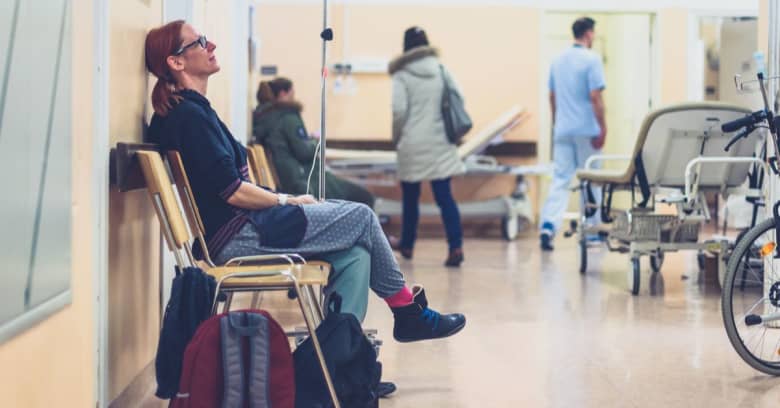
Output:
[549,44,606,140]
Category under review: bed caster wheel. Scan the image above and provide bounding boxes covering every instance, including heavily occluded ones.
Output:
[650,253,664,273]
[501,216,518,241]
[579,239,588,275]
[628,257,641,295]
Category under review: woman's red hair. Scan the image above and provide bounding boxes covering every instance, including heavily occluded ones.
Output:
[145,20,185,116]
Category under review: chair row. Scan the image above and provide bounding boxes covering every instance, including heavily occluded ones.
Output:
[135,148,341,407]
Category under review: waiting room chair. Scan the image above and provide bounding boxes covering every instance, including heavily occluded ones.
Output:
[246,144,278,191]
[136,150,340,407]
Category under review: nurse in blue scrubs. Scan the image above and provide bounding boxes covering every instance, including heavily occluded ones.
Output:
[540,17,607,251]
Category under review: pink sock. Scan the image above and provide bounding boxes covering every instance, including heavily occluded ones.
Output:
[385,286,414,307]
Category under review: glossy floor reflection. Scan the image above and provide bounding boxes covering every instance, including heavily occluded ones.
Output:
[364,236,780,407]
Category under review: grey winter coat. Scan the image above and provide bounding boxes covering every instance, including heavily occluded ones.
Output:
[389,46,466,183]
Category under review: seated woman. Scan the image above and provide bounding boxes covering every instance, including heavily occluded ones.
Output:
[252,77,375,208]
[144,20,465,343]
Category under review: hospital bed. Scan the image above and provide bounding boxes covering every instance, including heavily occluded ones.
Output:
[326,106,549,240]
[573,102,766,295]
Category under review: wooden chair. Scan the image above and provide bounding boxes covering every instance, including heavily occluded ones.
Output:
[166,150,328,311]
[246,144,279,190]
[136,150,340,407]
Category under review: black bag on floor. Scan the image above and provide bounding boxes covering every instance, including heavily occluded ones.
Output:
[154,266,217,399]
[293,293,382,408]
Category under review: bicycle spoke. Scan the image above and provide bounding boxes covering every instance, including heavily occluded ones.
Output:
[740,296,768,319]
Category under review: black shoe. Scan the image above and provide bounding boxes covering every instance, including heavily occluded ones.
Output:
[391,285,466,343]
[540,231,554,251]
[444,248,464,267]
[377,381,397,398]
[399,247,413,260]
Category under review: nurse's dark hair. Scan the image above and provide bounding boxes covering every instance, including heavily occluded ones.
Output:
[572,17,596,39]
[257,77,293,104]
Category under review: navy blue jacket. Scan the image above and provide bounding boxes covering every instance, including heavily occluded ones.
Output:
[148,90,306,259]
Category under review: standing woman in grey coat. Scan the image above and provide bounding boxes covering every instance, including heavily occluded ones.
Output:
[389,27,466,267]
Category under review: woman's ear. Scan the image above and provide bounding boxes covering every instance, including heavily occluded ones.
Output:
[166,55,184,73]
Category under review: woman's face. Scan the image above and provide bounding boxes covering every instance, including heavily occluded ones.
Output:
[174,24,220,77]
[277,86,295,103]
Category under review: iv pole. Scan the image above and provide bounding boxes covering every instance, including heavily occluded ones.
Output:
[318,0,333,200]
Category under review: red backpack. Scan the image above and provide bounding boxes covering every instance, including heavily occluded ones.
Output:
[170,309,295,408]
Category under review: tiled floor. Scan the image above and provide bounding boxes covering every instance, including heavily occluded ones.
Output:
[359,235,780,407]
[141,233,780,407]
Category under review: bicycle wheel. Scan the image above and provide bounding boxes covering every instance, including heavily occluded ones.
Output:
[722,218,780,375]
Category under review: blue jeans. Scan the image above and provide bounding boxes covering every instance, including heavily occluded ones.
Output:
[401,178,463,251]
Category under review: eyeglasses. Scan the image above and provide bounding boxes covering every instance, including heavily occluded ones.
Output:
[173,35,207,56]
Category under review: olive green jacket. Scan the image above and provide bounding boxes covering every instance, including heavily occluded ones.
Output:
[252,101,374,207]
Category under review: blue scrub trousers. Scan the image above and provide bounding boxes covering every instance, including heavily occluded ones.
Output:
[540,134,602,234]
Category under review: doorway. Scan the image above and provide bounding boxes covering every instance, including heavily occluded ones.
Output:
[688,16,760,108]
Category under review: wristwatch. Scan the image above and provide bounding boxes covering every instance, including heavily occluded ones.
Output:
[277,193,289,206]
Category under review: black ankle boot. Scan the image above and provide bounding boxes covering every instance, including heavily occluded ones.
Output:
[391,285,466,343]
[444,248,464,267]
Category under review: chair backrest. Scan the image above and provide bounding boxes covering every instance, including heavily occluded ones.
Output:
[166,150,216,266]
[620,102,756,188]
[166,151,206,236]
[136,150,192,261]
[246,144,278,190]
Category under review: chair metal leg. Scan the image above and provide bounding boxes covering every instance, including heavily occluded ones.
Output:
[250,292,262,309]
[222,292,234,313]
[293,281,340,408]
[306,285,325,323]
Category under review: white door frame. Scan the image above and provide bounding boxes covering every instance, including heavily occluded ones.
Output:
[93,0,110,406]
[685,8,759,102]
[230,0,250,143]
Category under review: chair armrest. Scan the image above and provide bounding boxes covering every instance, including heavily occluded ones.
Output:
[584,154,632,170]
[684,157,768,202]
[224,253,306,267]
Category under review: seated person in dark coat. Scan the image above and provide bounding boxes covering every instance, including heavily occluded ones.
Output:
[252,77,375,208]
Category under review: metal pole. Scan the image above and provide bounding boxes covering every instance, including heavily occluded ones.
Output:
[768,3,779,226]
[770,1,779,111]
[766,0,780,326]
[318,0,331,200]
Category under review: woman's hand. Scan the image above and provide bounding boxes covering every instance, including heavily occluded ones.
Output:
[288,194,317,205]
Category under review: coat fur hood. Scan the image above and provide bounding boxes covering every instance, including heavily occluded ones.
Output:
[388,46,439,75]
[255,100,303,116]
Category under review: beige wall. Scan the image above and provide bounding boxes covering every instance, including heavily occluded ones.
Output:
[659,9,689,105]
[108,0,163,401]
[0,1,96,406]
[256,3,536,143]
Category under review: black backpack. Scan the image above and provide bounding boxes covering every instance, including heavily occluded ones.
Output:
[154,266,217,399]
[293,293,382,408]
